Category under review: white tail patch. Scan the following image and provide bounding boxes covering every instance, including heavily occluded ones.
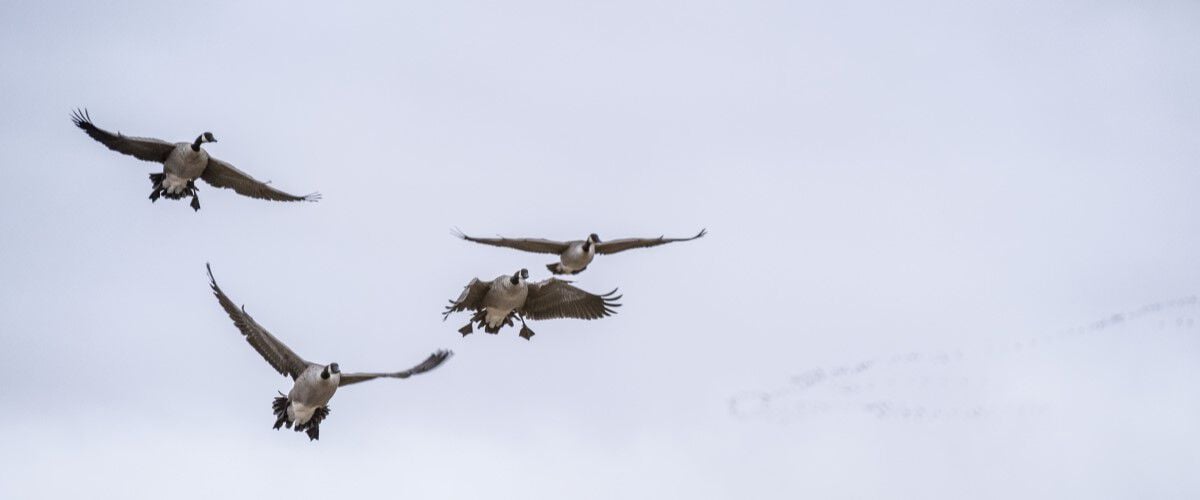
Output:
[162,174,191,195]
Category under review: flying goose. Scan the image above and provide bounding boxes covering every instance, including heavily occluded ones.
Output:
[443,268,621,339]
[72,109,320,211]
[453,228,707,275]
[206,264,451,441]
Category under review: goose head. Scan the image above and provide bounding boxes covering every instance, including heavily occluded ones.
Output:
[191,131,218,151]
[510,268,529,285]
[321,362,341,380]
[583,233,600,251]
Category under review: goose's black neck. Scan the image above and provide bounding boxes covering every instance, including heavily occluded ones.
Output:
[191,135,204,152]
[583,241,592,252]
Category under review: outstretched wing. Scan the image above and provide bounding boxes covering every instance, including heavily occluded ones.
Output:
[200,157,321,203]
[71,109,174,163]
[595,228,707,255]
[339,350,453,387]
[453,229,571,255]
[206,263,309,379]
[443,278,491,319]
[521,278,621,321]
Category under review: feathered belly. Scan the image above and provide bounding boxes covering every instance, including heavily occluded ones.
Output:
[288,401,318,425]
[161,173,192,195]
[484,307,514,327]
[560,250,593,270]
[164,148,208,180]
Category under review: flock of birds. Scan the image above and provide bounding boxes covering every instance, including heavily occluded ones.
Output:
[72,110,707,440]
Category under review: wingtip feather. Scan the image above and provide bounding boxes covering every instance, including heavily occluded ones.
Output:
[71,108,92,128]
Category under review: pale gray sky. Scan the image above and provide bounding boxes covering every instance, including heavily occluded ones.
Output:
[1,1,1198,498]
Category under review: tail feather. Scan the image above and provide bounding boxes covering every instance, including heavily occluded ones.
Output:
[295,406,331,441]
[273,395,331,441]
[461,309,523,335]
[272,395,291,430]
[149,173,164,202]
[148,174,200,209]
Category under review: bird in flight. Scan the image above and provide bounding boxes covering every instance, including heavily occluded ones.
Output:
[206,264,451,440]
[453,228,707,275]
[72,109,320,211]
[443,268,621,340]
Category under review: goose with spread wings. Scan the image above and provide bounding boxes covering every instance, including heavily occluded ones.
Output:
[453,228,706,275]
[443,268,621,340]
[206,264,451,441]
[72,109,320,211]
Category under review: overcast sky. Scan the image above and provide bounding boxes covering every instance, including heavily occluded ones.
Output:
[1,1,1198,498]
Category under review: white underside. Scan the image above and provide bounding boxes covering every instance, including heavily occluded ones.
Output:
[162,143,208,193]
[485,307,514,328]
[557,261,583,272]
[162,173,191,195]
[288,401,317,425]
[561,246,594,270]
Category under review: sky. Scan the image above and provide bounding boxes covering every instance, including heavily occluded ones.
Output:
[1,0,1198,498]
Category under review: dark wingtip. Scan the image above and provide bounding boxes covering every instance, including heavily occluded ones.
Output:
[442,299,461,320]
[696,228,708,238]
[450,227,467,239]
[70,108,91,128]
[303,192,322,202]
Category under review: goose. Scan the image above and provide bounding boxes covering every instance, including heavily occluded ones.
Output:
[453,228,707,275]
[206,264,451,441]
[443,268,621,339]
[71,109,320,211]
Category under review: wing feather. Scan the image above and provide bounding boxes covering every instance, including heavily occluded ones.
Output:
[521,278,621,321]
[206,263,309,379]
[71,109,174,163]
[443,278,492,318]
[453,229,570,255]
[200,157,321,202]
[338,350,453,387]
[595,228,707,255]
